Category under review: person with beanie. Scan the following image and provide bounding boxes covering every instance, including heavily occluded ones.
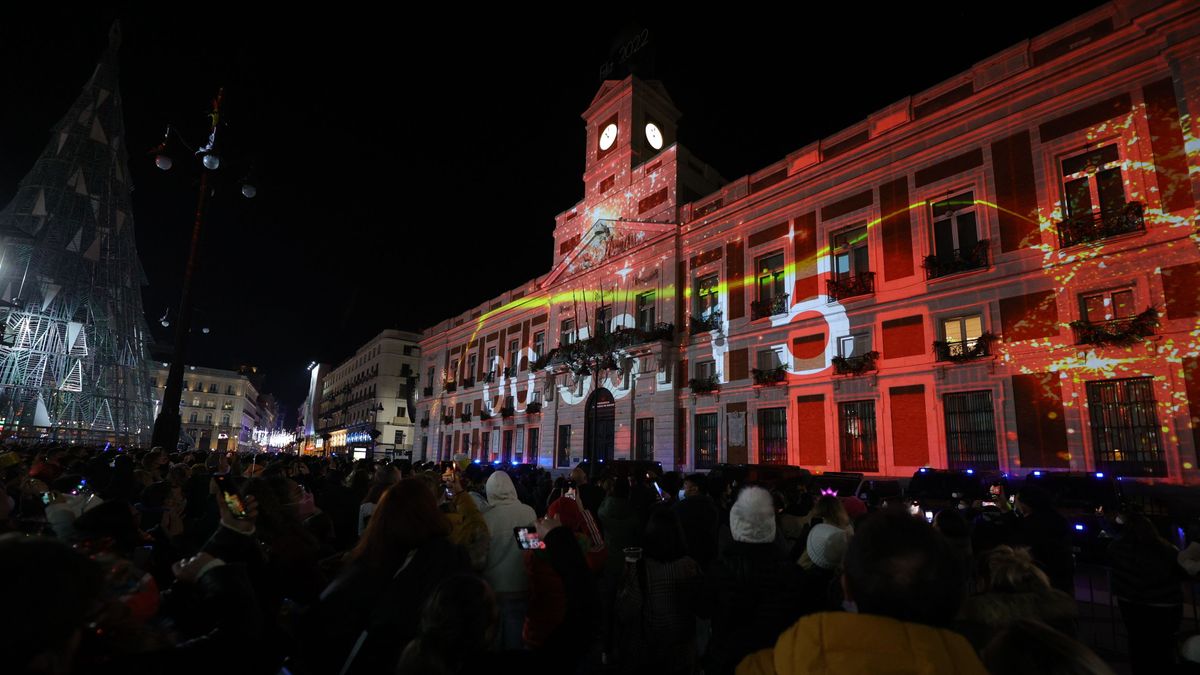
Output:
[702,486,804,675]
[795,523,847,616]
[481,470,538,650]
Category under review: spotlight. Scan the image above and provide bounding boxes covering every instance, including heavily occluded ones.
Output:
[202,154,221,170]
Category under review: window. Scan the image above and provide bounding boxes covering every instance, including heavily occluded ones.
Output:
[828,224,874,299]
[695,360,717,380]
[944,391,998,469]
[208,384,218,393]
[404,345,416,356]
[192,398,201,407]
[757,348,783,370]
[694,413,718,469]
[502,429,514,462]
[195,381,204,392]
[426,366,435,386]
[450,359,460,380]
[1059,144,1140,246]
[183,381,189,391]
[926,192,986,278]
[150,377,157,388]
[937,315,984,360]
[528,427,540,464]
[221,414,231,427]
[758,407,788,465]
[752,252,787,319]
[515,426,525,462]
[1086,377,1165,476]
[1081,287,1136,324]
[561,319,577,346]
[189,412,198,423]
[636,292,656,332]
[837,333,872,358]
[838,400,878,471]
[462,433,471,457]
[533,332,545,361]
[480,431,490,461]
[635,418,654,460]
[696,274,720,319]
[205,413,213,424]
[225,385,234,395]
[508,340,519,373]
[557,425,571,468]
[595,306,611,336]
[397,406,406,419]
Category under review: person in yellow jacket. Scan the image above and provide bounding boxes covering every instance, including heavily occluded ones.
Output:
[737,511,988,675]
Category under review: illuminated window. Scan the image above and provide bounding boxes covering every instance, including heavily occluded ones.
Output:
[838,400,878,472]
[940,315,983,356]
[561,319,576,346]
[696,274,720,319]
[533,332,545,361]
[755,252,786,307]
[1059,144,1139,247]
[831,225,870,279]
[944,391,998,470]
[1081,287,1136,323]
[694,412,718,469]
[758,407,788,465]
[595,306,612,336]
[487,346,497,374]
[926,192,986,279]
[837,333,872,358]
[636,292,656,332]
[1086,377,1165,477]
[192,398,201,407]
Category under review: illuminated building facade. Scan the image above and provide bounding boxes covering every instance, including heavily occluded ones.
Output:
[149,363,261,451]
[419,0,1200,483]
[317,329,420,457]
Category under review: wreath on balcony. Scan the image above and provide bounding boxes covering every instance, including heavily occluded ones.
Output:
[1068,308,1158,347]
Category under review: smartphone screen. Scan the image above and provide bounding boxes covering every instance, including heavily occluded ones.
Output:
[513,526,545,550]
[989,484,1002,498]
[982,501,997,508]
[924,510,934,523]
[41,492,52,505]
[214,475,248,519]
[652,481,663,499]
[565,487,577,501]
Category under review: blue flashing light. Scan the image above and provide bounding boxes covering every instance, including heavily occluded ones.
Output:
[1117,477,1123,481]
[919,467,928,473]
[473,459,481,464]
[493,460,500,465]
[966,469,974,475]
[1095,472,1105,479]
[1074,524,1085,532]
[1033,471,1042,476]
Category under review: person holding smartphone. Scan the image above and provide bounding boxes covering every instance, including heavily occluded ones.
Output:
[481,470,538,650]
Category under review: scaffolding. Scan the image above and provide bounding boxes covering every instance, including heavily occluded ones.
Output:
[0,23,153,445]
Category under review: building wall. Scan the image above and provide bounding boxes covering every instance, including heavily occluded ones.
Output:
[418,1,1200,483]
[149,363,259,451]
[317,329,421,456]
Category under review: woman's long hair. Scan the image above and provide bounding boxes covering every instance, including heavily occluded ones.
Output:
[352,479,451,571]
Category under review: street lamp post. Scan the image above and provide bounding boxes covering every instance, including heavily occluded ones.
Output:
[151,89,223,451]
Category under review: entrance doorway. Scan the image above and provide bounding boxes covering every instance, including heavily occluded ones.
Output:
[584,387,615,464]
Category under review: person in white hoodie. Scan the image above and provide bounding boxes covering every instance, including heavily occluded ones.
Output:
[482,470,538,650]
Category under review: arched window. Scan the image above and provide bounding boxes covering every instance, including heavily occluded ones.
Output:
[205,413,213,424]
[189,412,198,423]
[222,414,230,426]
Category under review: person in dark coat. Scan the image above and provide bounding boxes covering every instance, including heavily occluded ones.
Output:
[956,545,1079,652]
[1010,484,1075,595]
[702,486,803,675]
[1108,511,1186,675]
[302,479,471,675]
[674,473,719,571]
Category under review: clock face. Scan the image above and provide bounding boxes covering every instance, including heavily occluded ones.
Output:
[599,123,618,151]
[645,122,663,150]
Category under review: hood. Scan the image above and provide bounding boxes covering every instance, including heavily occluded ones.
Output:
[485,470,519,504]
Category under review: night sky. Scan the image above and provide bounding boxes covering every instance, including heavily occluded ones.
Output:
[0,4,1107,420]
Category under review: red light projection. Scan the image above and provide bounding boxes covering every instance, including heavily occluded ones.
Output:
[416,4,1200,484]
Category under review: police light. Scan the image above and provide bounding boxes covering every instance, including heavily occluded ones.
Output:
[1074,524,1085,532]
[965,469,974,475]
[919,468,928,473]
[1094,472,1105,479]
[1033,471,1043,476]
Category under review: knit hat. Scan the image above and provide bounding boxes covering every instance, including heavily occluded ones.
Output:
[730,486,776,544]
[807,523,849,570]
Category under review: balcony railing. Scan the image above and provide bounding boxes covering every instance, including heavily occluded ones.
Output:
[480,410,493,421]
[924,240,990,280]
[460,411,472,423]
[502,367,515,377]
[422,386,434,397]
[461,377,475,389]
[689,374,720,394]
[827,272,875,301]
[1057,201,1145,248]
[752,365,788,386]
[441,414,454,425]
[538,324,676,374]
[1070,308,1158,347]
[751,293,789,320]
[500,405,516,418]
[445,380,457,393]
[526,401,542,414]
[484,373,495,383]
[831,351,879,376]
[690,310,722,335]
[419,417,429,428]
[933,333,996,362]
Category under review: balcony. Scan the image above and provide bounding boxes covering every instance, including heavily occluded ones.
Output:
[1057,201,1144,248]
[1070,308,1158,347]
[484,373,495,383]
[445,380,457,393]
[923,240,990,280]
[480,410,493,421]
[419,417,429,428]
[422,386,434,397]
[689,374,720,395]
[750,293,789,320]
[832,351,879,376]
[500,404,516,418]
[440,414,454,425]
[461,377,475,389]
[690,310,722,335]
[526,401,542,414]
[460,411,472,423]
[933,334,996,362]
[539,324,676,375]
[502,367,515,377]
[826,272,875,301]
[752,365,788,386]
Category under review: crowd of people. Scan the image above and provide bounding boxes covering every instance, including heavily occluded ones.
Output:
[1,444,1198,674]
